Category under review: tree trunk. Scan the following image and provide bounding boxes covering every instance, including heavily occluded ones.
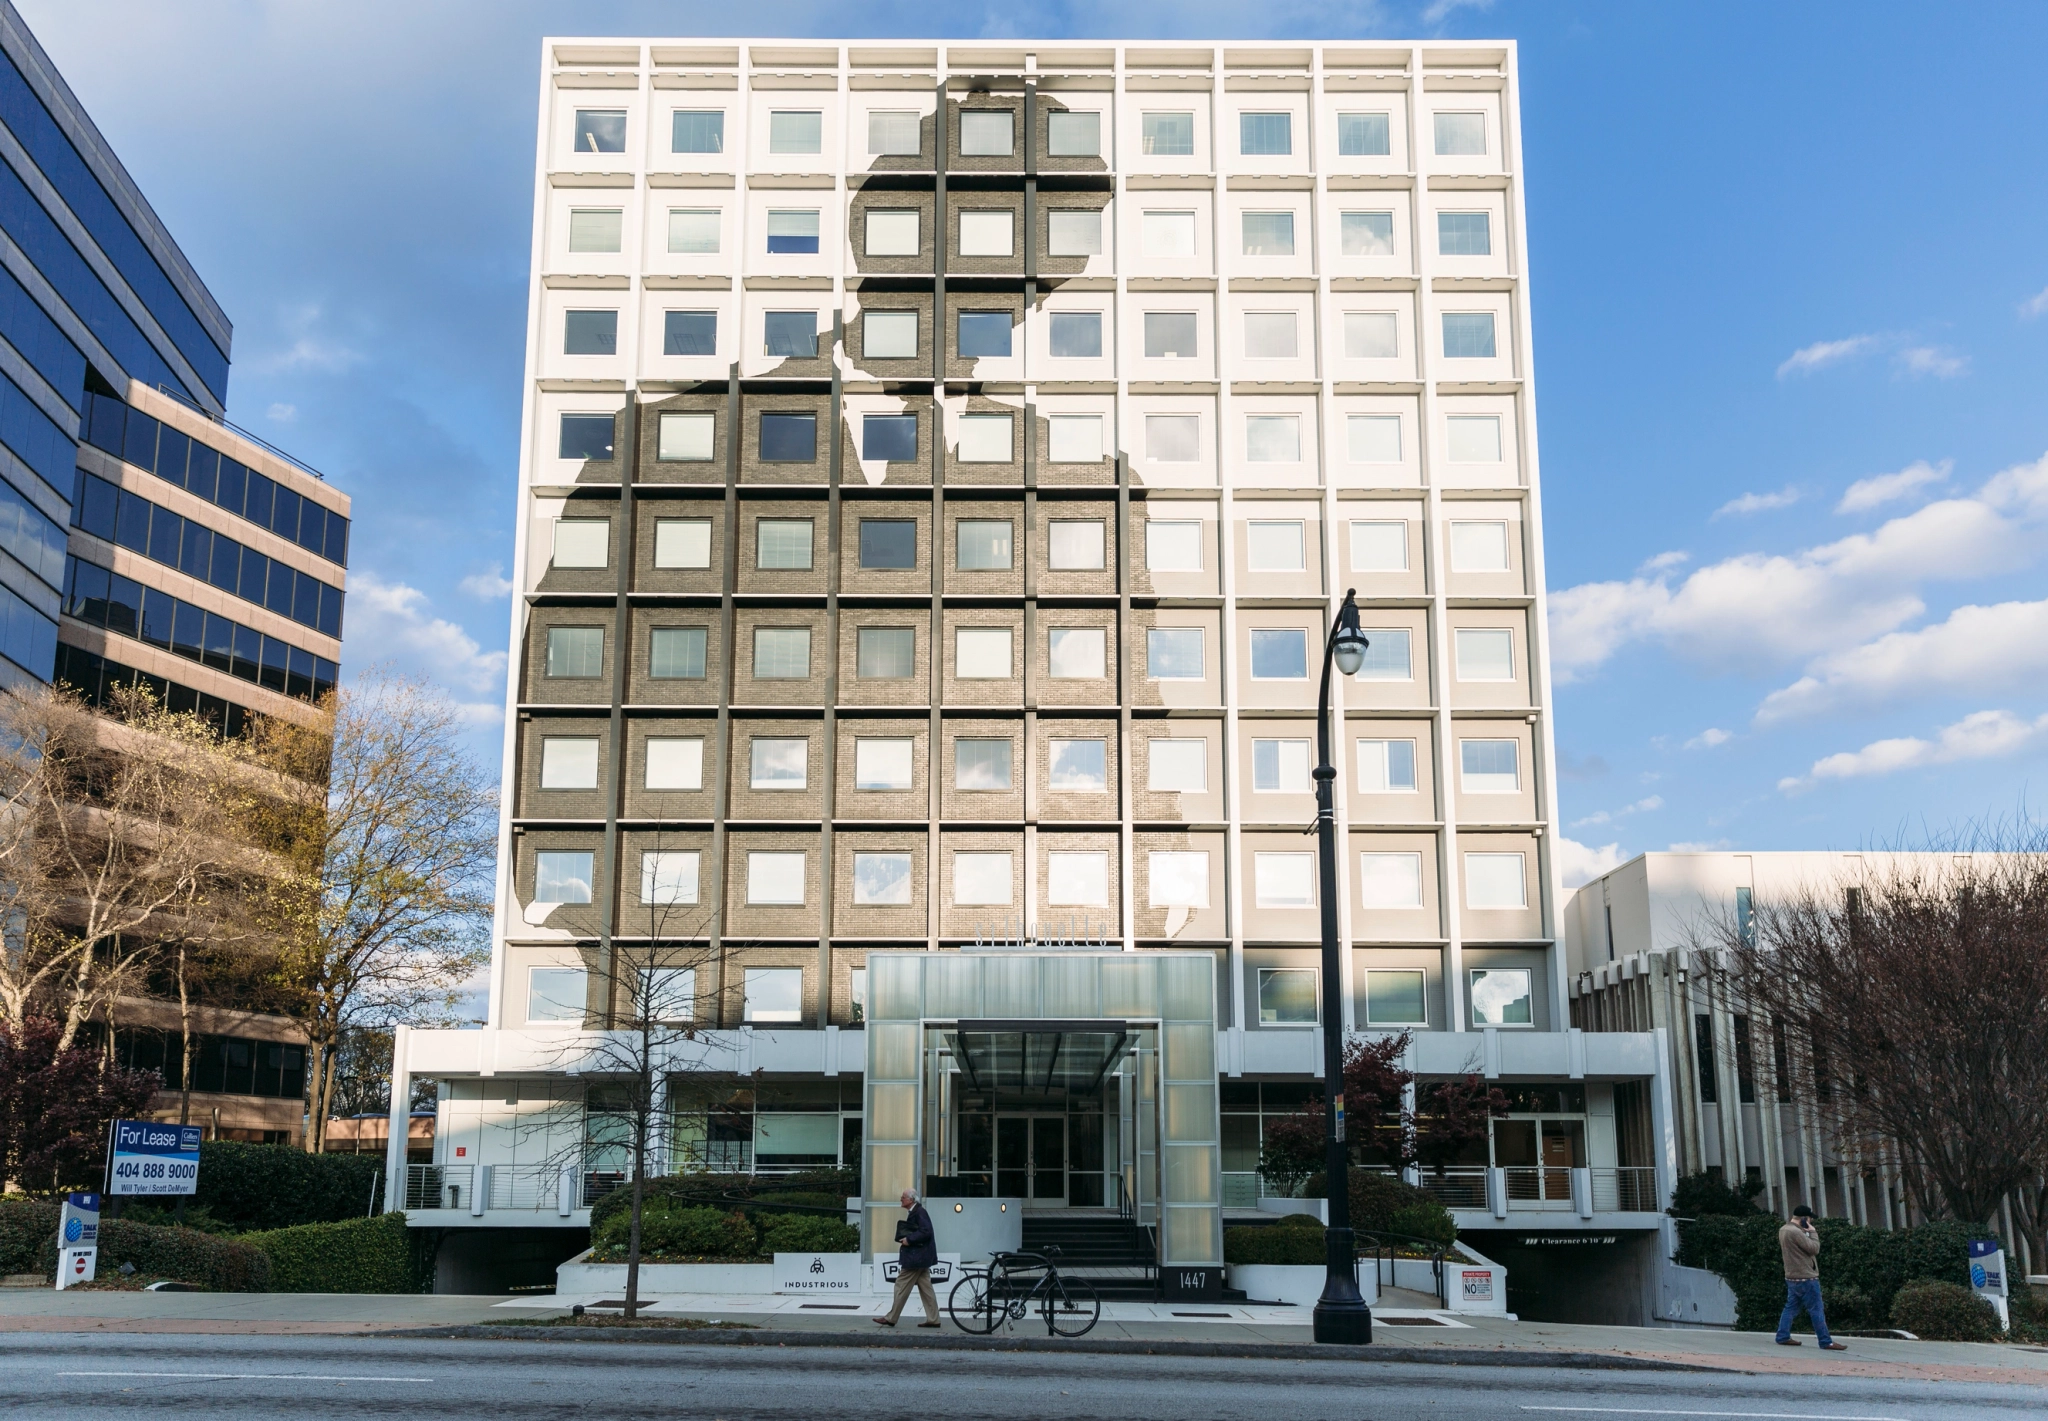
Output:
[302,1039,329,1153]
[176,946,194,1127]
[623,1100,648,1321]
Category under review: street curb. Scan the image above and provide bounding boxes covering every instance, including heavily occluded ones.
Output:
[376,1323,1721,1371]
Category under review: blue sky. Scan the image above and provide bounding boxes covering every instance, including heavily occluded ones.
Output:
[23,0,2048,882]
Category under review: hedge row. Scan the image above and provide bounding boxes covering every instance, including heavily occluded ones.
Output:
[1674,1213,1976,1332]
[187,1143,386,1232]
[586,1169,858,1236]
[240,1212,421,1293]
[1303,1171,1458,1247]
[589,1201,860,1262]
[1225,1214,1326,1266]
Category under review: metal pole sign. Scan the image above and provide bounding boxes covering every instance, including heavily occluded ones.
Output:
[54,1192,99,1290]
[105,1120,202,1197]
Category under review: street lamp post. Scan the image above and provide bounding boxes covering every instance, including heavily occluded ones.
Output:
[1313,589,1373,1345]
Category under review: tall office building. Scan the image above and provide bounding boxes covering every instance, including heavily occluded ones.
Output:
[398,39,1679,1315]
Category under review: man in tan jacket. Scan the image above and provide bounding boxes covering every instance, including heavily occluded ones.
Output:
[1776,1205,1847,1349]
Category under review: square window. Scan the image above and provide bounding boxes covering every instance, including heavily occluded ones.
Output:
[540,736,599,789]
[649,626,708,679]
[1246,520,1304,572]
[1141,211,1196,258]
[955,414,1012,463]
[1252,738,1312,793]
[573,110,625,154]
[859,518,917,570]
[856,626,915,679]
[1047,738,1107,791]
[1357,628,1413,681]
[1451,520,1511,572]
[955,737,1013,791]
[763,315,820,361]
[959,110,1015,156]
[1245,415,1301,463]
[564,310,617,356]
[746,853,807,907]
[955,626,1013,678]
[1340,211,1395,258]
[957,311,1013,358]
[868,110,921,156]
[855,737,915,790]
[1141,111,1194,157]
[752,626,812,679]
[865,209,919,256]
[558,413,614,462]
[1255,851,1315,907]
[546,626,603,678]
[1366,970,1427,1026]
[1442,312,1498,359]
[1239,112,1292,156]
[1243,312,1298,359]
[1434,112,1487,156]
[534,850,594,904]
[958,210,1014,257]
[1048,414,1103,464]
[1469,967,1532,1026]
[768,110,823,154]
[1350,520,1407,572]
[1145,520,1202,572]
[1241,211,1295,256]
[956,520,1013,571]
[860,311,918,361]
[1047,210,1102,256]
[1337,112,1391,157]
[1447,415,1503,463]
[1455,628,1515,681]
[1047,626,1106,679]
[1258,967,1318,1024]
[527,966,588,1023]
[853,852,913,905]
[1144,311,1198,358]
[1460,739,1520,793]
[758,410,817,461]
[756,519,814,569]
[863,414,918,462]
[952,851,1012,905]
[638,967,694,1023]
[655,518,712,568]
[1049,312,1103,359]
[1347,415,1401,464]
[646,736,704,790]
[1146,414,1200,463]
[1465,855,1528,911]
[1439,211,1492,257]
[672,109,724,154]
[663,310,717,357]
[1146,626,1204,679]
[552,518,608,569]
[1359,851,1423,908]
[1357,738,1418,793]
[1048,520,1105,571]
[1148,739,1207,792]
[750,737,808,790]
[1046,110,1100,157]
[641,851,700,906]
[744,966,804,1021]
[668,208,720,253]
[1047,851,1109,906]
[1344,312,1398,360]
[568,208,622,253]
[765,209,821,255]
[1148,850,1209,907]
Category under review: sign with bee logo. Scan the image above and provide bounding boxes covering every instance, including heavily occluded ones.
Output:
[774,1252,861,1295]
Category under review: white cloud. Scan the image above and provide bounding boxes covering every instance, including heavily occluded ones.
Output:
[1637,550,1689,574]
[2021,286,2048,319]
[1571,796,1663,830]
[1686,728,1732,749]
[1667,839,1733,852]
[459,564,514,599]
[243,303,362,376]
[1713,486,1798,519]
[1421,0,1492,21]
[1895,345,1968,380]
[344,570,507,721]
[1779,709,2048,792]
[1837,459,1949,513]
[1757,597,2048,722]
[265,402,297,423]
[1555,835,1625,889]
[1777,335,1877,378]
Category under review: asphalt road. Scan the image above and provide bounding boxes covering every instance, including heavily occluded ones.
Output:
[0,1332,2038,1420]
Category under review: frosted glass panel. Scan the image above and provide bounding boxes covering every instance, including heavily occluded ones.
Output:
[871,955,925,1023]
[982,955,1041,1019]
[866,1144,919,1198]
[1165,1084,1217,1141]
[1163,1145,1220,1204]
[1162,1202,1221,1264]
[925,954,983,1018]
[1040,956,1101,1018]
[1099,957,1160,1018]
[1162,1022,1215,1080]
[1160,954,1214,1022]
[867,1083,919,1142]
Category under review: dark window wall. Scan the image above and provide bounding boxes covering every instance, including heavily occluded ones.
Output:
[114,1026,307,1099]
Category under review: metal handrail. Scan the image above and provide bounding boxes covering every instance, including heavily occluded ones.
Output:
[1354,1228,1451,1309]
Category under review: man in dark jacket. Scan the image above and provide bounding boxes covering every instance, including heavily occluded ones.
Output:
[875,1188,941,1328]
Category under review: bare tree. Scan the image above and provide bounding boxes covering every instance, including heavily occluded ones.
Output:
[249,670,495,1152]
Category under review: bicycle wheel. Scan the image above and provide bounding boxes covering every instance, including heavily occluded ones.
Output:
[948,1272,1002,1335]
[1043,1275,1100,1337]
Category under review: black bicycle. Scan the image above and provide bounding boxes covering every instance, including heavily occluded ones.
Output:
[947,1246,1100,1337]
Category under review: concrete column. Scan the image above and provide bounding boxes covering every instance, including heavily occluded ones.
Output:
[383,1024,412,1216]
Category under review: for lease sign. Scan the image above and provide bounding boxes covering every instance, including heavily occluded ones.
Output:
[106,1120,202,1196]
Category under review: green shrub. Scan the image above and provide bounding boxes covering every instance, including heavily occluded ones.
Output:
[1225,1222,1327,1266]
[240,1212,417,1294]
[1387,1201,1458,1247]
[188,1143,385,1232]
[592,1202,755,1262]
[1674,1214,1977,1332]
[0,1199,58,1274]
[95,1219,271,1291]
[587,1171,860,1235]
[758,1214,859,1254]
[1668,1171,1765,1218]
[1890,1279,2002,1341]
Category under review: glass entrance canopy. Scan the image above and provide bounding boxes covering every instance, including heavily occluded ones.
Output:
[947,1020,1134,1098]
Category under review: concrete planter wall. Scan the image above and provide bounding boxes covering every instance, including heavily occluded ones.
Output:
[1254,1198,1328,1224]
[1227,1263,1379,1307]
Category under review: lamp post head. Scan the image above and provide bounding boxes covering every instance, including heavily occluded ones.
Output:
[1332,589,1370,677]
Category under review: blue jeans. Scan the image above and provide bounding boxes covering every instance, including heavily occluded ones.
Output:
[1776,1278,1833,1345]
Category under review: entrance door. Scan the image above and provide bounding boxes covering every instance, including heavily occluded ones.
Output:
[994,1115,1066,1204]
